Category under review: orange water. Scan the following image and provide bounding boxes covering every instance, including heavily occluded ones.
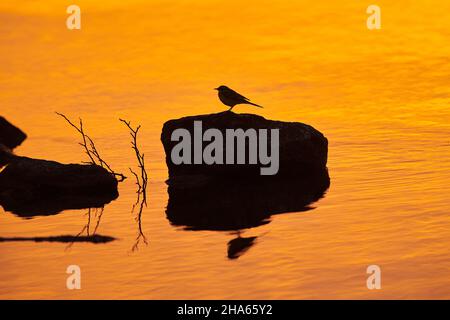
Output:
[1,0,450,299]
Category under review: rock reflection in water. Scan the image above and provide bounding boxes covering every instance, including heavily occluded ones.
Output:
[166,170,330,259]
[166,169,330,231]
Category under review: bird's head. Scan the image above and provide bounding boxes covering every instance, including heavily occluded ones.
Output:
[214,85,228,91]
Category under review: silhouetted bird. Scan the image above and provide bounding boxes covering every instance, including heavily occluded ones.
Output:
[215,85,263,111]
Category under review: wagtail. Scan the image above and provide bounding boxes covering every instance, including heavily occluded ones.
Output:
[215,85,263,111]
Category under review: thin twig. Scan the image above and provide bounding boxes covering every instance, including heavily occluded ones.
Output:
[120,118,148,251]
[56,112,126,182]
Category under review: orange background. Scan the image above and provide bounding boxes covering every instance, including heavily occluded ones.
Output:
[1,0,450,299]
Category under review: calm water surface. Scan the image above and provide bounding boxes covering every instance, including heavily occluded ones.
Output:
[1,0,450,298]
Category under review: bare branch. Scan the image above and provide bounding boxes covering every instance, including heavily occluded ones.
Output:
[56,112,126,182]
[120,118,149,251]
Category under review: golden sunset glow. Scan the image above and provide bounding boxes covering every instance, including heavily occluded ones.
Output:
[1,0,450,299]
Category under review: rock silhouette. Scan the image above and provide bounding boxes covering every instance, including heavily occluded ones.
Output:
[161,111,328,178]
[0,117,26,150]
[0,156,118,217]
[0,116,119,216]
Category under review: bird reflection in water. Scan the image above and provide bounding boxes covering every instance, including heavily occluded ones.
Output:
[227,231,258,260]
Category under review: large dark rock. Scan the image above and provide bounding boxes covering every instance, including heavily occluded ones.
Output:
[0,156,119,217]
[0,117,27,150]
[161,111,328,179]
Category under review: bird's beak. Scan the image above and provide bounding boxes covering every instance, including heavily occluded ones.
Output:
[214,87,218,90]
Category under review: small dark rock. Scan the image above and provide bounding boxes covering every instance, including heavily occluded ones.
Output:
[0,117,27,150]
[0,156,119,216]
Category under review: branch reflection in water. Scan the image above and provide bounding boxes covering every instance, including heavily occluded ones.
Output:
[66,207,107,250]
[120,119,148,252]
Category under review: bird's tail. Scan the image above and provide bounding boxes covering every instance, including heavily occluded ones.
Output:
[247,101,263,108]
